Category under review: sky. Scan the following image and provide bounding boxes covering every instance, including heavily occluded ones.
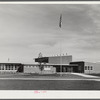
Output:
[0,4,100,63]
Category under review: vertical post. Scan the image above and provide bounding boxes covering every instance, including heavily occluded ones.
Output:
[60,27,62,76]
[60,52,62,75]
[59,14,62,76]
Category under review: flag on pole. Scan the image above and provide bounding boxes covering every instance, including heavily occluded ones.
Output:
[59,14,62,28]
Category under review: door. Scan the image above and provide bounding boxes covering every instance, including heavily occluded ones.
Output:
[66,67,73,72]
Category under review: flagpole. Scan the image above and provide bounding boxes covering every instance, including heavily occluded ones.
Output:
[60,29,62,76]
[59,14,62,76]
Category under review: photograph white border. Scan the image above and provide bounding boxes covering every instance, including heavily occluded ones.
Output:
[0,90,100,99]
[0,1,100,99]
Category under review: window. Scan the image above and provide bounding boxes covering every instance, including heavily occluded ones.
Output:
[47,66,49,68]
[5,66,7,70]
[8,66,10,70]
[1,65,4,70]
[85,66,87,70]
[11,66,13,70]
[5,65,8,70]
[15,66,18,70]
[78,66,81,71]
[91,66,93,70]
[88,66,90,70]
[45,66,47,68]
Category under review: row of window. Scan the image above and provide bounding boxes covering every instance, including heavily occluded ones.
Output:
[85,66,93,70]
[25,65,52,68]
[0,66,18,70]
[25,66,38,68]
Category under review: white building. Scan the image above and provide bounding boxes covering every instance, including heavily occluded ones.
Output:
[70,61,100,74]
[84,62,100,74]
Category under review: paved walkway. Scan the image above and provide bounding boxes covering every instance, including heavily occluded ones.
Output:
[71,73,99,78]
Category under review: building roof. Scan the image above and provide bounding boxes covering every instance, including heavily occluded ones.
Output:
[23,64,39,66]
[0,63,22,65]
[70,61,84,63]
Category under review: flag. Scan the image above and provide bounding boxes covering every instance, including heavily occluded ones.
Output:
[59,14,62,28]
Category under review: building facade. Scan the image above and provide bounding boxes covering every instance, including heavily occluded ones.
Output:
[0,55,100,74]
[0,63,23,73]
[70,61,100,74]
[35,55,72,65]
[84,62,100,74]
[35,56,100,74]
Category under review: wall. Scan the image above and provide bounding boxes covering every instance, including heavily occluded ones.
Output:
[84,62,100,74]
[24,65,41,73]
[48,55,72,65]
[42,65,56,74]
[24,64,56,74]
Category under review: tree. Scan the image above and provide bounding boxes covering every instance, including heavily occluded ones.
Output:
[38,52,44,71]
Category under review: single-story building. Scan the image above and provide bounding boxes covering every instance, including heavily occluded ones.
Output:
[0,63,23,73]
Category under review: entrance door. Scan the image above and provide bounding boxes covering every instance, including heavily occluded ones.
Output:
[66,67,73,72]
[63,67,66,72]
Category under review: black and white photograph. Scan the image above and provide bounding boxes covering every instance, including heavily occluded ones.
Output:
[0,3,100,90]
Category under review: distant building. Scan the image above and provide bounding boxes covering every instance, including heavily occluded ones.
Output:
[35,55,100,74]
[35,55,73,73]
[0,63,23,73]
[0,55,100,74]
[70,61,100,74]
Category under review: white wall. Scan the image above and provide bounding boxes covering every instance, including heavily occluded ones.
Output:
[43,66,56,74]
[24,65,41,73]
[84,62,100,74]
[24,65,56,74]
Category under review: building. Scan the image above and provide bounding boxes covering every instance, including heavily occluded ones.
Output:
[84,62,99,74]
[0,62,56,74]
[35,55,100,74]
[70,61,100,74]
[0,63,23,73]
[35,55,72,65]
[0,55,100,74]
[35,55,73,73]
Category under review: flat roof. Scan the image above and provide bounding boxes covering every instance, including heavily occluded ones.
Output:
[0,63,22,65]
[70,61,84,63]
[23,64,39,66]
